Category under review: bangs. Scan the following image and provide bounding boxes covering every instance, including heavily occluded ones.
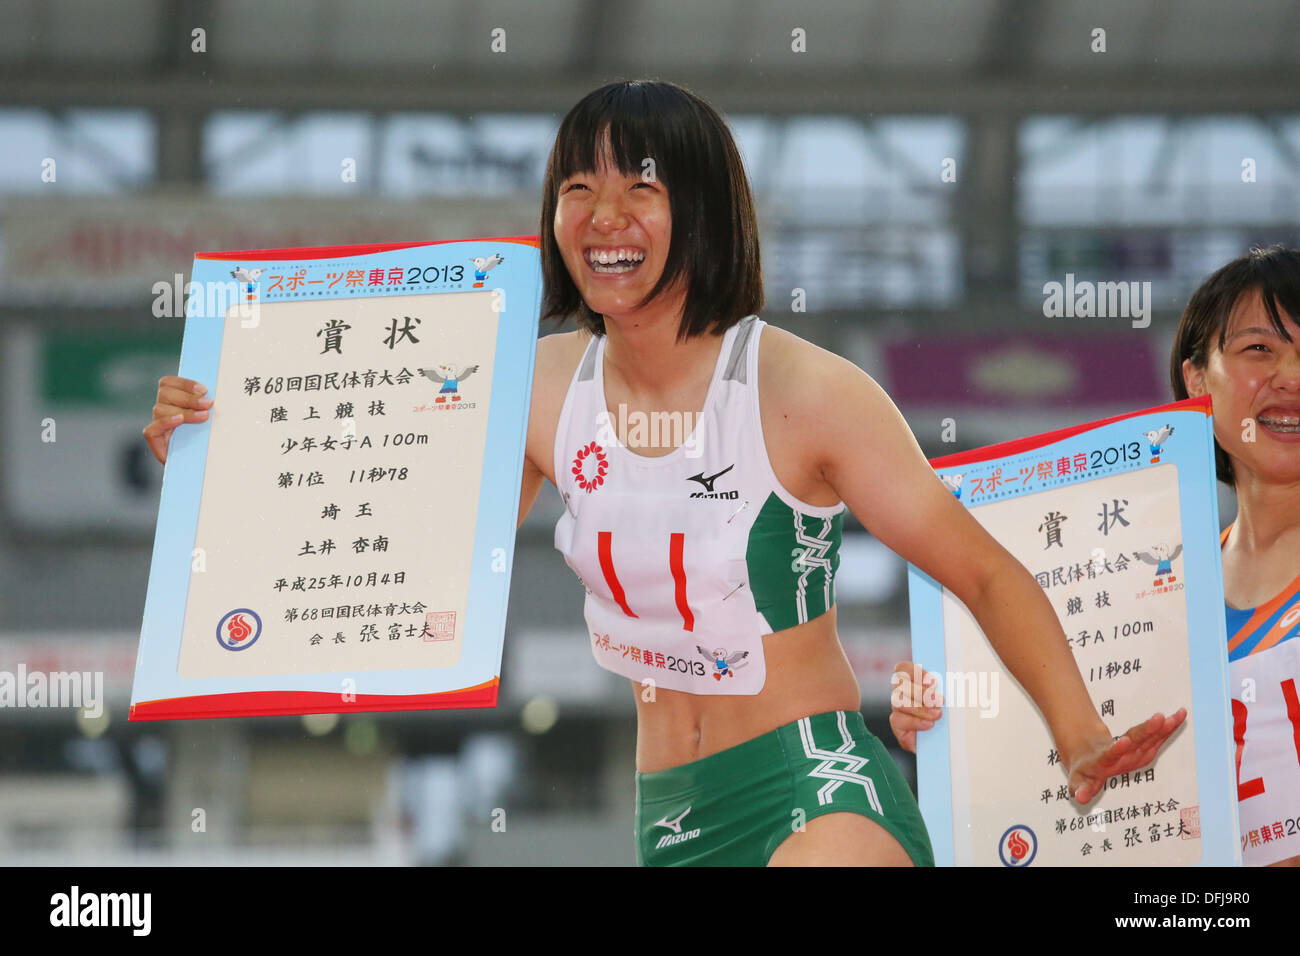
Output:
[1226,248,1300,348]
[547,82,697,189]
[549,88,664,184]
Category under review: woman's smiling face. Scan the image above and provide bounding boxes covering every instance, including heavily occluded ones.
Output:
[552,141,678,324]
[1185,287,1300,484]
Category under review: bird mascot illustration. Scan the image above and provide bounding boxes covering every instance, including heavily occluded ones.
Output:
[470,254,504,287]
[231,266,266,300]
[419,363,479,403]
[698,645,749,680]
[1134,542,1183,586]
[941,472,965,500]
[1143,424,1174,463]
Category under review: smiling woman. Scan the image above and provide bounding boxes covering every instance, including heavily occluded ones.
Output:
[508,79,1186,869]
[1173,250,1300,480]
[146,79,1187,869]
[538,80,762,344]
[1172,247,1300,867]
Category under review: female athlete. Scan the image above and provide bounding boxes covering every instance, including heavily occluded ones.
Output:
[892,245,1300,867]
[145,79,1185,866]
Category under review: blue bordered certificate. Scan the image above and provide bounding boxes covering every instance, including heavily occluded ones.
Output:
[130,237,541,719]
[908,396,1240,865]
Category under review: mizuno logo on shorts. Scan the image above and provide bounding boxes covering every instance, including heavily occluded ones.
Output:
[653,807,702,848]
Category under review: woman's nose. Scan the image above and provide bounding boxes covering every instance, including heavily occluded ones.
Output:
[1274,347,1300,389]
[590,193,628,230]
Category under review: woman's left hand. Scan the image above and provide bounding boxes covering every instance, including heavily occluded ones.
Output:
[1064,708,1189,805]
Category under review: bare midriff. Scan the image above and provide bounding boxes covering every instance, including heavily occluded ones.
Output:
[631,605,861,773]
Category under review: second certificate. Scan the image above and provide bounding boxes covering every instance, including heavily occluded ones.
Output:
[942,463,1197,866]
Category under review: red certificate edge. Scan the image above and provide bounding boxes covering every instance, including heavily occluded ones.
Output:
[194,235,541,260]
[129,678,499,721]
[928,395,1212,468]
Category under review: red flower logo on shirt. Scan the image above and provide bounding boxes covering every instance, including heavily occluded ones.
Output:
[572,441,608,492]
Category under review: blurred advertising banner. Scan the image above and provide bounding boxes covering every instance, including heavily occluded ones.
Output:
[0,195,541,304]
[883,332,1164,409]
[880,331,1170,454]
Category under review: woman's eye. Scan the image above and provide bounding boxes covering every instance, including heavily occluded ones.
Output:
[563,183,588,193]
[1245,344,1270,352]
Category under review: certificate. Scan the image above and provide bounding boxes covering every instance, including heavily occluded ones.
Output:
[130,238,541,720]
[908,396,1240,865]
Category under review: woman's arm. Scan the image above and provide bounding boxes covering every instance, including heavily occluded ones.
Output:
[519,455,543,530]
[786,342,1183,801]
[517,331,566,531]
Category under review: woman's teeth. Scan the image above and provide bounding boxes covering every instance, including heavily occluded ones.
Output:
[587,249,645,274]
[1258,415,1300,433]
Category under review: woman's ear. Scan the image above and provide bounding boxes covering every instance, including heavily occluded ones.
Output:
[1182,358,1207,398]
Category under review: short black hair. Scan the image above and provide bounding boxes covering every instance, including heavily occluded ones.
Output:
[1170,245,1300,485]
[539,79,763,343]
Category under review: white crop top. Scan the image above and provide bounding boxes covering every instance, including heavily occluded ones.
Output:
[551,314,847,695]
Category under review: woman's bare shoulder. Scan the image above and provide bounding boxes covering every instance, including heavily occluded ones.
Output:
[755,319,890,462]
[757,321,861,394]
[526,328,593,483]
[536,327,591,386]
[538,326,589,358]
[753,322,858,505]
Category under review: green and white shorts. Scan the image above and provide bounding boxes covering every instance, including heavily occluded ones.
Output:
[635,709,934,866]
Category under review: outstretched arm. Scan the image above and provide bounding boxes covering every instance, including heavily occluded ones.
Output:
[795,345,1184,803]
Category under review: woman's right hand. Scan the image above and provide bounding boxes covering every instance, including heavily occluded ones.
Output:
[889,660,943,754]
[144,376,213,465]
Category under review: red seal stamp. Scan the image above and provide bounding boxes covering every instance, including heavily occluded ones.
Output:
[425,611,456,642]
[1181,805,1200,839]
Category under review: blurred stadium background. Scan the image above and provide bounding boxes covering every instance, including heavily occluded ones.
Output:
[0,0,1297,865]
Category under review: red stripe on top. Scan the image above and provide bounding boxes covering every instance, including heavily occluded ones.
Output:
[196,235,541,261]
[930,395,1211,469]
[1232,698,1266,799]
[669,532,694,632]
[598,530,638,619]
[1283,680,1300,762]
